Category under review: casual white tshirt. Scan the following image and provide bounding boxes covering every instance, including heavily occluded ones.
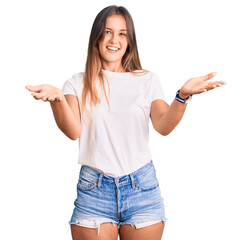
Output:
[62,70,168,177]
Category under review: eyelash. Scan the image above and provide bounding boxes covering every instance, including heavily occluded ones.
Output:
[105,31,127,36]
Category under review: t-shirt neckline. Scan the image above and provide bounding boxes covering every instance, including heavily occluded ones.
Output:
[102,69,132,75]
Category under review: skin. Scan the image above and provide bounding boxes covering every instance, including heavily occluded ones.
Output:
[98,14,128,72]
[25,14,226,240]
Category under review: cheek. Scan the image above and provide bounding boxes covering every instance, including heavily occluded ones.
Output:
[98,36,107,49]
[98,41,106,57]
[98,39,104,49]
[121,39,129,51]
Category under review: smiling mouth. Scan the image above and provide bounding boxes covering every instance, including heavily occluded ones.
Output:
[106,46,120,52]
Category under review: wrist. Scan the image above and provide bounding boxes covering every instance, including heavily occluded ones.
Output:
[175,89,193,104]
[56,88,63,100]
[178,91,190,99]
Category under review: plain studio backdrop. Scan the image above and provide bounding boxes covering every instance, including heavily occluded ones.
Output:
[0,0,251,239]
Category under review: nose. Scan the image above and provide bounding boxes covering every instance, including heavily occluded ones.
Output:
[109,33,119,44]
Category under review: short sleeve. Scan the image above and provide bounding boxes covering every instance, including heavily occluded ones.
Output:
[62,73,84,97]
[62,79,76,96]
[151,73,169,104]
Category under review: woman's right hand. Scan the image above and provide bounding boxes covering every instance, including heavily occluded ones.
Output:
[25,84,63,102]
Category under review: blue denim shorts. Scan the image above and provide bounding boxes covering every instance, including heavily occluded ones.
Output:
[69,160,167,229]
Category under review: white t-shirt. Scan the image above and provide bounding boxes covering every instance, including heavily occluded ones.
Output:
[62,69,168,177]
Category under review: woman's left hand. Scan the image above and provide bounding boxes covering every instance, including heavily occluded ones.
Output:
[179,72,226,98]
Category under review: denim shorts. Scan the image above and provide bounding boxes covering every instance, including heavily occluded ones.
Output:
[69,160,167,230]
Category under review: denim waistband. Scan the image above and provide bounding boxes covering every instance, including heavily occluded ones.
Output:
[79,160,155,188]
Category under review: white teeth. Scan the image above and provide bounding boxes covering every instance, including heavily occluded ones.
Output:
[107,46,119,51]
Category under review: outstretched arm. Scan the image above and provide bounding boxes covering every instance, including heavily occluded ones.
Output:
[25,84,81,140]
[150,72,226,136]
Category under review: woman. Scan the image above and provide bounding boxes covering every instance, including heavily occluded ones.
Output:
[25,5,226,240]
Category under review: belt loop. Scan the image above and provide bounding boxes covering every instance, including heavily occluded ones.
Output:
[97,173,103,188]
[130,174,135,189]
[114,177,119,188]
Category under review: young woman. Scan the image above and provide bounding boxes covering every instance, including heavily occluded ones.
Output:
[25,5,226,240]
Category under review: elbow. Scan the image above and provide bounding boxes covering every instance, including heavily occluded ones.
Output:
[69,130,81,141]
[160,131,170,136]
[155,127,169,136]
[69,135,79,141]
[62,128,81,141]
[158,123,179,136]
[159,127,173,136]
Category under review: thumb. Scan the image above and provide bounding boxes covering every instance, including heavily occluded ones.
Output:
[25,85,41,92]
[202,72,217,81]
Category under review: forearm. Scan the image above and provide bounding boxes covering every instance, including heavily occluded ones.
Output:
[158,99,188,136]
[50,96,81,140]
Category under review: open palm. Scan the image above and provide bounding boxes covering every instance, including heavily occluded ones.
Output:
[25,84,63,102]
[180,72,226,98]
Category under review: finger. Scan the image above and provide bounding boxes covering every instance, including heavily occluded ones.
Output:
[56,96,63,101]
[49,96,61,102]
[216,81,227,86]
[48,96,57,101]
[55,95,61,101]
[31,92,44,100]
[42,96,49,102]
[207,84,217,91]
[31,93,40,100]
[202,72,217,81]
[204,80,225,91]
[210,81,227,88]
[52,95,59,101]
[198,88,209,94]
[31,92,39,97]
[26,85,42,93]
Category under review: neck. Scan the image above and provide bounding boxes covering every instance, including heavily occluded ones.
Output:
[102,61,125,73]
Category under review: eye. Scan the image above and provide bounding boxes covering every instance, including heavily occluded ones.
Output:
[105,30,112,34]
[119,32,127,36]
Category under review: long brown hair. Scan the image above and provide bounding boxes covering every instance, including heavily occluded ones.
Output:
[81,5,144,115]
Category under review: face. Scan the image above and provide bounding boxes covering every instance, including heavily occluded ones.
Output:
[98,14,128,71]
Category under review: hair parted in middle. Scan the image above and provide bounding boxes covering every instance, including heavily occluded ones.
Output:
[81,5,146,115]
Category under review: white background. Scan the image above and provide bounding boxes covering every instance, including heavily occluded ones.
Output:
[1,0,251,239]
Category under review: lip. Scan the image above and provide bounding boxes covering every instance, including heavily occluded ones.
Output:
[106,46,120,52]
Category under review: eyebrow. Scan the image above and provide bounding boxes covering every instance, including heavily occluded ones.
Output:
[106,27,127,31]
